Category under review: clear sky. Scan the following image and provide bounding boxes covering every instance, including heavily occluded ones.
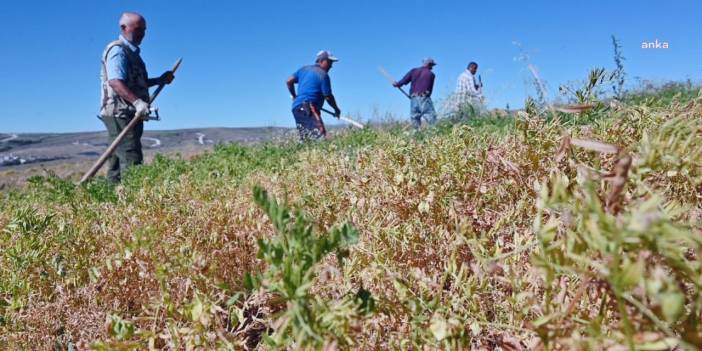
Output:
[1,0,700,133]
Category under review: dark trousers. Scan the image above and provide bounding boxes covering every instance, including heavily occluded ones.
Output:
[102,116,143,182]
[292,104,324,141]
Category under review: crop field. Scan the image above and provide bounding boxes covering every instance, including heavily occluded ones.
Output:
[0,85,701,350]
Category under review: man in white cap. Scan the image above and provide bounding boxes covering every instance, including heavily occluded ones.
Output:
[286,50,342,141]
[393,58,437,128]
[99,11,175,182]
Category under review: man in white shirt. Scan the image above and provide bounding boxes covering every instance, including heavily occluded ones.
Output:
[452,62,484,118]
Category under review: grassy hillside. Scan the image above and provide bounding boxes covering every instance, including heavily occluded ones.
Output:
[1,86,701,350]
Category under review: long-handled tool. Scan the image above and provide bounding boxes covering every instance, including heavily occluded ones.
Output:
[308,104,327,136]
[320,108,365,129]
[79,58,182,184]
[378,66,411,99]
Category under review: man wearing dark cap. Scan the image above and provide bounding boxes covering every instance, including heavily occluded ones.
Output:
[286,50,342,141]
[393,58,437,128]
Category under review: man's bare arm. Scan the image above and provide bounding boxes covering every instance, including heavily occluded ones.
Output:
[287,76,297,99]
[108,79,151,117]
[324,94,341,116]
[147,71,175,87]
[108,79,140,104]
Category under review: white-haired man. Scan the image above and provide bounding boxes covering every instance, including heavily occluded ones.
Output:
[99,12,175,182]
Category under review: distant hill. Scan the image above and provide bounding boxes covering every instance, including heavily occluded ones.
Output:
[0,127,296,168]
[0,126,301,186]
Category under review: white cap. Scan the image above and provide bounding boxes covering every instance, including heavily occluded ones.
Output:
[422,57,437,66]
[316,50,339,62]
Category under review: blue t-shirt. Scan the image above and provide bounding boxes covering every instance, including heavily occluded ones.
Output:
[291,65,332,110]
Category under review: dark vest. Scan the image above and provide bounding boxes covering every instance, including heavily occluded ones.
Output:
[100,39,149,118]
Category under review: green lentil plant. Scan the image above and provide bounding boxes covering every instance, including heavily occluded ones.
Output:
[247,186,369,350]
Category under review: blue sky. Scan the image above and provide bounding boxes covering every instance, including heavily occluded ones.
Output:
[1,0,700,133]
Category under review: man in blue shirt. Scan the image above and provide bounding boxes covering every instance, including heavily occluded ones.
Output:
[393,58,438,129]
[286,51,342,141]
[99,12,174,182]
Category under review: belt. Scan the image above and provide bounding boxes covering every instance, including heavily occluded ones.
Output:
[411,92,431,97]
[300,101,322,111]
[295,102,322,116]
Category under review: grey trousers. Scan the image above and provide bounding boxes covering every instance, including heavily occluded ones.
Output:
[102,116,143,182]
[410,96,437,128]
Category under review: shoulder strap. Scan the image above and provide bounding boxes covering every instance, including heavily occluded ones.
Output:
[101,40,127,79]
[100,40,128,110]
[102,40,126,62]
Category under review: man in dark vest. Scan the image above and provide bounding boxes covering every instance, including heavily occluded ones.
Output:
[99,12,174,182]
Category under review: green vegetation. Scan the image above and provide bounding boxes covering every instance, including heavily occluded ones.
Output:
[0,84,701,349]
[623,81,700,107]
